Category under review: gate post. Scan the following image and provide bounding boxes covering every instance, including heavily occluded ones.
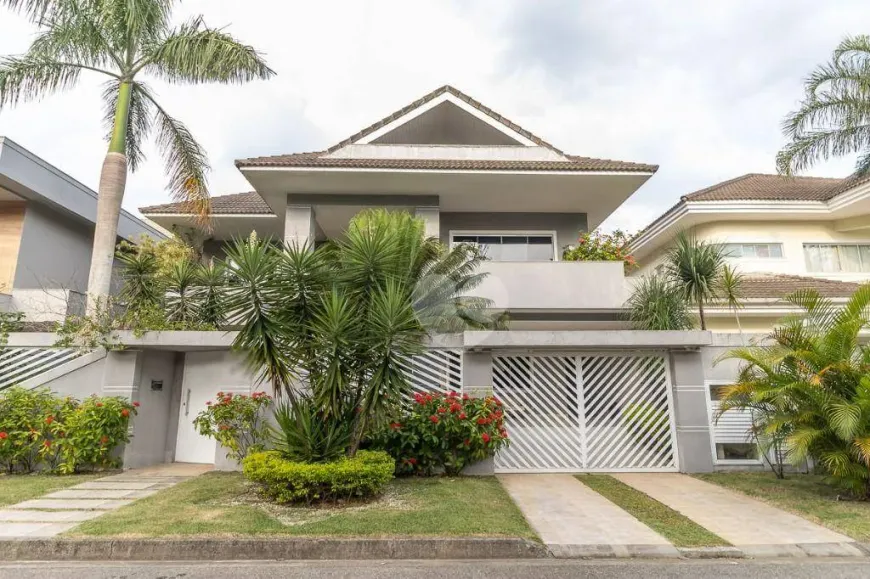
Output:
[668,350,715,473]
[461,350,495,475]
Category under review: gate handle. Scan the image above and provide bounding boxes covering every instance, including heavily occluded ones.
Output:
[184,388,192,417]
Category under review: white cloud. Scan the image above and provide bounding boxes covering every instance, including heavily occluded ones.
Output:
[0,0,868,230]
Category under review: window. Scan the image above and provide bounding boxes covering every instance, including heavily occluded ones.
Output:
[723,243,783,258]
[715,443,758,461]
[451,233,555,262]
[804,243,870,273]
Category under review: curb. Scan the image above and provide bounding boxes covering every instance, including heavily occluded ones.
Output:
[0,537,550,561]
[678,546,745,559]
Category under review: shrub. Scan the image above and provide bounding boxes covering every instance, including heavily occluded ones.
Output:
[193,391,272,461]
[372,391,509,476]
[0,387,137,473]
[562,229,636,268]
[243,449,394,504]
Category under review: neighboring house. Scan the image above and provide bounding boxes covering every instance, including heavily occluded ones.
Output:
[628,173,870,332]
[0,137,166,321]
[142,85,658,331]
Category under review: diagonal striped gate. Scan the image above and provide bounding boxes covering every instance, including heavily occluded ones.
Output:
[492,353,678,472]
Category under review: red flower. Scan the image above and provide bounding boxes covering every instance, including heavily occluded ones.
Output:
[407,458,417,465]
[100,435,109,445]
[477,418,488,425]
[95,402,103,408]
[462,394,470,401]
[458,412,467,420]
[449,403,462,413]
[481,433,491,444]
[45,415,54,425]
[437,406,448,414]
[446,391,458,399]
[121,409,130,418]
[500,428,508,438]
[206,401,212,406]
[219,424,230,431]
[390,422,402,431]
[43,440,51,448]
[0,432,7,440]
[132,401,141,408]
[464,439,470,447]
[429,415,439,424]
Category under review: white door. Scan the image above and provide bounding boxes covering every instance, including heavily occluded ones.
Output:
[174,385,222,463]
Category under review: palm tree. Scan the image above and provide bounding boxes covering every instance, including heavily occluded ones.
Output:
[625,274,694,331]
[718,264,745,340]
[777,35,870,176]
[719,286,870,497]
[665,231,726,330]
[0,0,274,312]
[222,209,504,458]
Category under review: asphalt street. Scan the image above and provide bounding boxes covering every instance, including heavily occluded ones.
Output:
[2,559,869,578]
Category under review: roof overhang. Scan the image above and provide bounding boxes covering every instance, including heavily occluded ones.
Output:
[630,178,870,261]
[0,137,166,241]
[239,167,653,231]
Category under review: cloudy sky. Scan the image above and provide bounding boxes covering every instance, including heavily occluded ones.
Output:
[0,0,866,232]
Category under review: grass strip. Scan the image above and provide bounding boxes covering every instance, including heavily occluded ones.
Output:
[576,474,730,548]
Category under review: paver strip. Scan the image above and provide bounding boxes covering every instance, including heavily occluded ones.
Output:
[613,473,855,547]
[499,474,678,558]
[0,463,212,538]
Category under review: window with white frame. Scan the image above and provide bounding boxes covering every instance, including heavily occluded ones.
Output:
[707,383,760,463]
[723,243,783,259]
[804,243,870,273]
[451,233,555,262]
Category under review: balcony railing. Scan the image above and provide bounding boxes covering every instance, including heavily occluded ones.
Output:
[469,261,627,311]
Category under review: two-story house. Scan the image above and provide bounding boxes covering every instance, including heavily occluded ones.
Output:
[628,173,870,333]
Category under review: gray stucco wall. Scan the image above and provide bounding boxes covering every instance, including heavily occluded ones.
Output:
[125,350,180,469]
[439,212,587,254]
[669,350,715,473]
[14,203,93,292]
[37,356,106,399]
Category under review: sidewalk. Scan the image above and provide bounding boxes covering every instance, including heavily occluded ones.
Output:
[499,474,679,558]
[614,473,863,558]
[0,463,211,538]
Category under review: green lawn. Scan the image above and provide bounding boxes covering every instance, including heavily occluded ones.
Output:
[576,475,729,548]
[0,473,104,507]
[70,472,538,539]
[695,472,870,542]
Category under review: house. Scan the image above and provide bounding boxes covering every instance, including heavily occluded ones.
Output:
[628,173,870,332]
[6,86,753,475]
[0,137,166,321]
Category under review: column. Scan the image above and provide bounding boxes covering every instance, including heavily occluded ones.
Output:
[101,350,144,468]
[415,206,440,240]
[284,205,315,247]
[461,350,495,475]
[669,350,715,473]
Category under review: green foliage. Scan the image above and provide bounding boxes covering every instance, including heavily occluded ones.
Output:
[0,387,136,474]
[0,0,275,222]
[242,449,395,504]
[372,392,509,476]
[562,229,636,268]
[777,35,870,177]
[665,231,727,330]
[53,296,124,350]
[270,397,352,464]
[0,311,24,348]
[719,286,870,497]
[224,209,503,457]
[625,275,694,331]
[192,391,272,462]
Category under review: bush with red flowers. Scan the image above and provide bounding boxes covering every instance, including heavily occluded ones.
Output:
[0,386,137,474]
[193,391,272,461]
[372,391,509,476]
[561,229,637,270]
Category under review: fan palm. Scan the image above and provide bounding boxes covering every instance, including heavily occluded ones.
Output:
[719,286,870,497]
[665,231,726,330]
[0,0,274,312]
[222,209,504,458]
[718,264,745,339]
[777,35,870,176]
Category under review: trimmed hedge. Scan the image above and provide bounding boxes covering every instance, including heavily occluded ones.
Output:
[243,450,394,504]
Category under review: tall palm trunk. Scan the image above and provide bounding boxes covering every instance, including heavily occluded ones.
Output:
[698,297,706,330]
[85,82,131,314]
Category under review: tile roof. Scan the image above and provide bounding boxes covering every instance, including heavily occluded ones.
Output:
[235,85,657,173]
[737,274,861,300]
[234,151,657,172]
[683,173,846,202]
[140,191,272,215]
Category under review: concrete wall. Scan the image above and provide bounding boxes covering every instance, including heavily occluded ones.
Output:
[36,356,106,399]
[125,351,181,469]
[439,212,587,255]
[668,350,715,473]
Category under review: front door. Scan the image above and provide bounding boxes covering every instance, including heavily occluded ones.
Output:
[174,385,222,463]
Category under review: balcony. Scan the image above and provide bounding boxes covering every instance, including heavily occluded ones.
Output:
[470,261,627,311]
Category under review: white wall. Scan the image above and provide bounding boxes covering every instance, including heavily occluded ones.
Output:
[634,220,870,282]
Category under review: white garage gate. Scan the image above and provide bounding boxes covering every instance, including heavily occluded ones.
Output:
[492,353,679,472]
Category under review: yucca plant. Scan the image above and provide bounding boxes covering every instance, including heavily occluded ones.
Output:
[665,231,727,330]
[719,286,870,497]
[625,274,694,331]
[223,209,503,459]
